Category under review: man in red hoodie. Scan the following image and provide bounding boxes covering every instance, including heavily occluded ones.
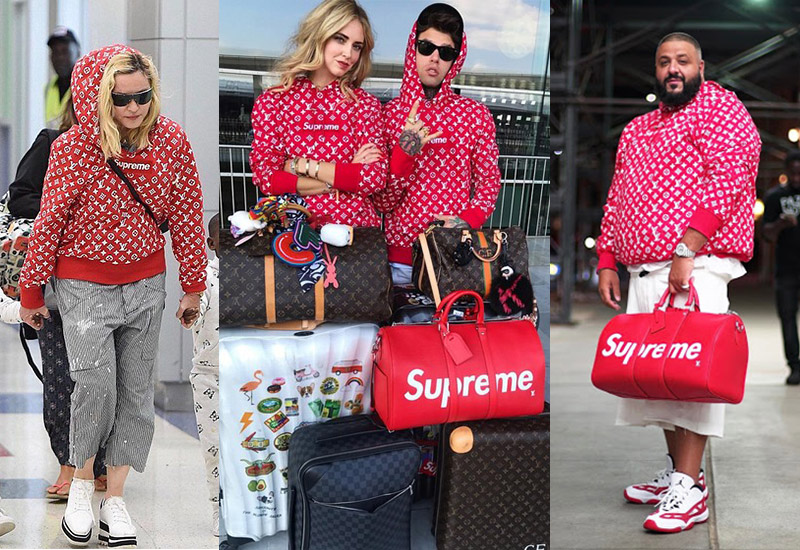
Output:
[373,3,501,284]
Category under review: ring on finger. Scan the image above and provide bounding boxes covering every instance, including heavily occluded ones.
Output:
[420,126,429,137]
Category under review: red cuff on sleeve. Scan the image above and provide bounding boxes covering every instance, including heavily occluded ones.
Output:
[390,144,415,178]
[182,281,207,294]
[20,285,45,309]
[269,171,299,195]
[333,163,362,193]
[596,251,618,273]
[687,207,723,239]
[459,207,487,229]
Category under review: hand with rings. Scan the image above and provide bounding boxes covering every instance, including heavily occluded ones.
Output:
[399,99,443,156]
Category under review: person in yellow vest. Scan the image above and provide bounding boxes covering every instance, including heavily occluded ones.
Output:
[45,26,80,129]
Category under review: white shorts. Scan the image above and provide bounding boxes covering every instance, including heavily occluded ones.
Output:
[615,256,745,438]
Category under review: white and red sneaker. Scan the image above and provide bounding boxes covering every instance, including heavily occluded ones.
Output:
[643,472,708,533]
[624,454,708,504]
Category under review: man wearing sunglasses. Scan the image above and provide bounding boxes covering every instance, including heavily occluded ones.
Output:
[373,3,501,284]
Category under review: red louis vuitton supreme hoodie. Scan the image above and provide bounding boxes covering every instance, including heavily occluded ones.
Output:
[249,77,388,227]
[20,44,207,309]
[372,23,502,265]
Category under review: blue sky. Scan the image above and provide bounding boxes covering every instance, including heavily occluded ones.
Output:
[220,0,549,76]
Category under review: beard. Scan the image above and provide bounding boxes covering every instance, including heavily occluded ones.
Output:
[655,73,702,106]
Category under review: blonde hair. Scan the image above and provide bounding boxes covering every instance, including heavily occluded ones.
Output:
[273,0,374,102]
[98,52,161,159]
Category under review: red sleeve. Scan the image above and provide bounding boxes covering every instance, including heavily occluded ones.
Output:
[249,91,294,195]
[166,129,207,293]
[333,96,387,198]
[460,105,501,227]
[371,103,408,214]
[389,144,415,179]
[20,136,88,308]
[596,124,631,273]
[688,93,761,238]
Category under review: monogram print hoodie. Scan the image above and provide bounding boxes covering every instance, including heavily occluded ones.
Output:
[372,23,502,265]
[596,81,761,270]
[20,44,207,309]
[249,75,388,227]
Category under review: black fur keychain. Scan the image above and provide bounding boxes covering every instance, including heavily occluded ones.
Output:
[453,235,473,266]
[489,234,535,316]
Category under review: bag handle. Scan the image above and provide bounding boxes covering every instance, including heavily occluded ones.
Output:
[434,290,485,334]
[653,278,701,312]
[651,279,700,333]
[470,230,504,263]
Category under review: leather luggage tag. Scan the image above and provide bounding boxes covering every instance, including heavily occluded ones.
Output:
[443,332,473,365]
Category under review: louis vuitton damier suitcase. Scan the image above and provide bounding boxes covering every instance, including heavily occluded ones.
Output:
[288,415,421,550]
[433,411,550,550]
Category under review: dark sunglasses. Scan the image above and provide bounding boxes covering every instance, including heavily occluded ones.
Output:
[416,40,459,62]
[111,88,153,107]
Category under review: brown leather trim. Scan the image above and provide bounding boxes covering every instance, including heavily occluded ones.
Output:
[418,232,442,305]
[476,232,492,298]
[314,278,325,321]
[264,255,277,324]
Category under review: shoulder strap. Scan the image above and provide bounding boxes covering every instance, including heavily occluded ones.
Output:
[418,231,442,306]
[107,159,159,225]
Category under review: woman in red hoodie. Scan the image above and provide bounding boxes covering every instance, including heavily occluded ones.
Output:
[249,0,387,227]
[18,45,207,548]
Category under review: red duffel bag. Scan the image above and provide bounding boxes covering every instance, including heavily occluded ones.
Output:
[372,290,545,430]
[591,281,748,404]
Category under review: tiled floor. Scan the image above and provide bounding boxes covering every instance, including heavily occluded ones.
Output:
[0,323,217,549]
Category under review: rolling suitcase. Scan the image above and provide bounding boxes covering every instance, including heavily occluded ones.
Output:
[434,411,549,550]
[288,415,421,550]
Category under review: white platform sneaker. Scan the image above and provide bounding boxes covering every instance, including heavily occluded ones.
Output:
[62,478,95,547]
[0,507,15,537]
[99,496,137,548]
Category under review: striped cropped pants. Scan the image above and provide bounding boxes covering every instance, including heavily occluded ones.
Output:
[52,273,166,473]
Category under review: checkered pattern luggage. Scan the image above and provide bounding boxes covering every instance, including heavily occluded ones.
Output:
[288,415,420,550]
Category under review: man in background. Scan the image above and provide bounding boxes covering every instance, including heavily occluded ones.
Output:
[45,26,80,129]
[763,151,800,385]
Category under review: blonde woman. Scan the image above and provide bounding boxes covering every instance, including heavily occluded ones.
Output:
[19,44,207,547]
[250,0,387,227]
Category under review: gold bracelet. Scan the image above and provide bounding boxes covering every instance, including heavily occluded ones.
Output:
[314,160,321,180]
[303,158,310,176]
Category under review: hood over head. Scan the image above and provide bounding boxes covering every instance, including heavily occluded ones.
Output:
[399,21,467,105]
[70,44,137,142]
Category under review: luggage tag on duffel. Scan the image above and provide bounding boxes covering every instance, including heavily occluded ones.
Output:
[442,331,473,365]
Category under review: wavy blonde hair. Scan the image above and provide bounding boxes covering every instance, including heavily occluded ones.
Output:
[273,0,374,102]
[98,52,161,159]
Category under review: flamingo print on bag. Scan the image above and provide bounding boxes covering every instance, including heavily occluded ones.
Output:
[239,370,263,405]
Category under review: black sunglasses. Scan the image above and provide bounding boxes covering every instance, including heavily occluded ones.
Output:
[111,88,153,107]
[416,40,459,62]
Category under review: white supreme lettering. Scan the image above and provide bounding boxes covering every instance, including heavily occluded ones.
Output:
[115,161,150,171]
[403,369,535,408]
[601,333,702,365]
[303,122,340,131]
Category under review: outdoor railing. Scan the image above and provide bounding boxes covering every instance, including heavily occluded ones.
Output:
[219,145,549,237]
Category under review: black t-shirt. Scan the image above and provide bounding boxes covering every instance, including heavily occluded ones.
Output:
[764,185,800,277]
